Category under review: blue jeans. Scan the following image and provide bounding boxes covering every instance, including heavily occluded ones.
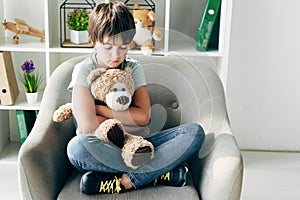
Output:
[67,123,205,189]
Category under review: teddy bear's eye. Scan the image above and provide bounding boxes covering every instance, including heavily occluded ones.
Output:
[122,88,126,91]
[113,88,118,92]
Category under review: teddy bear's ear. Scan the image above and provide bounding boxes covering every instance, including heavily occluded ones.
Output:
[87,68,106,86]
[124,66,132,74]
[133,4,140,10]
[148,11,156,21]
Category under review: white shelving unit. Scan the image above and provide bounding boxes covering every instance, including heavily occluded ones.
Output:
[0,0,233,160]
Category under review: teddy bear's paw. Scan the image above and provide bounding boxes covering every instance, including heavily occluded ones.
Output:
[131,146,153,167]
[122,136,154,169]
[152,33,163,41]
[95,119,125,148]
[141,47,153,56]
[107,123,125,148]
[52,103,73,122]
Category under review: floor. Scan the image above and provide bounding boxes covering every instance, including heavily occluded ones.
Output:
[0,143,20,200]
[1,143,300,200]
[241,151,300,200]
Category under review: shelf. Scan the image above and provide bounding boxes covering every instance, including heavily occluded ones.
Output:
[49,41,93,53]
[167,40,222,57]
[48,47,94,54]
[0,38,46,52]
[49,45,166,56]
[0,92,42,110]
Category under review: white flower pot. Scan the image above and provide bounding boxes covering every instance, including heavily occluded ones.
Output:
[70,30,89,44]
[26,92,38,104]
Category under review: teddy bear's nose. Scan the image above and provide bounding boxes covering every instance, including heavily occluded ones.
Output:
[117,96,130,105]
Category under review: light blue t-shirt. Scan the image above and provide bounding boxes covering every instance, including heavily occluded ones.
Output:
[68,53,147,91]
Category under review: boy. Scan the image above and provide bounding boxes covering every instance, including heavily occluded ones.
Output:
[67,1,205,194]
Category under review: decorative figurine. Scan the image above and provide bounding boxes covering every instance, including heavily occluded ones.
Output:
[2,18,45,44]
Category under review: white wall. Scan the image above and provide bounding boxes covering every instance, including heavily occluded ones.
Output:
[227,0,300,151]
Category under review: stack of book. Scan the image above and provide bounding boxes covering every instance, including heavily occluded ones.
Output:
[195,0,222,51]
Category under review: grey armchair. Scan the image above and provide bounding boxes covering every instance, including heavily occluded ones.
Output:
[18,55,243,200]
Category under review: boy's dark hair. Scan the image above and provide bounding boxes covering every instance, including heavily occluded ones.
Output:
[88,2,136,45]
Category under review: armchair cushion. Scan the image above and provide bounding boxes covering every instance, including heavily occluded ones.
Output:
[57,169,199,199]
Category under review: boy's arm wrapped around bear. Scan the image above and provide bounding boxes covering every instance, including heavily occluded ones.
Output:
[52,67,155,169]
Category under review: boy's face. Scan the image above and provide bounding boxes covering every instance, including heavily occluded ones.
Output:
[94,35,130,69]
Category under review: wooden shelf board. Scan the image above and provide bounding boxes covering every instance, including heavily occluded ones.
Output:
[0,92,42,110]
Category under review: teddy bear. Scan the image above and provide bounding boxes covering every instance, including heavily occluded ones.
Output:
[53,66,154,169]
[130,4,163,55]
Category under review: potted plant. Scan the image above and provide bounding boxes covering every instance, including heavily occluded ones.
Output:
[67,8,90,44]
[19,60,43,104]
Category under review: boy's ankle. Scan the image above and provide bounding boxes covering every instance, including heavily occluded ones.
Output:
[121,174,134,190]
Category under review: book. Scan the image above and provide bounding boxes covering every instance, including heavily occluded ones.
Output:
[206,8,220,50]
[195,0,222,51]
[16,110,37,144]
[35,110,39,117]
[0,51,20,105]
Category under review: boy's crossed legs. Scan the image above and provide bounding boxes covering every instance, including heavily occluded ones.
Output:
[67,123,205,194]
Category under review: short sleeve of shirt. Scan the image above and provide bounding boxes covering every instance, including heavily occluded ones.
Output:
[124,57,147,89]
[67,56,96,91]
[67,55,147,91]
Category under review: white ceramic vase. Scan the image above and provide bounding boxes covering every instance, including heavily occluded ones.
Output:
[70,30,89,44]
[26,92,38,104]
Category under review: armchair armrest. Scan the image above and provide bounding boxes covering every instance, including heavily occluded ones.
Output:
[189,133,243,200]
[18,58,79,200]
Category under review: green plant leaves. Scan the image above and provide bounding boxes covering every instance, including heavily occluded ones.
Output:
[67,9,89,31]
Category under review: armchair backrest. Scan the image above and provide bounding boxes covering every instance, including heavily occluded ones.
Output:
[44,55,230,137]
[131,55,230,136]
